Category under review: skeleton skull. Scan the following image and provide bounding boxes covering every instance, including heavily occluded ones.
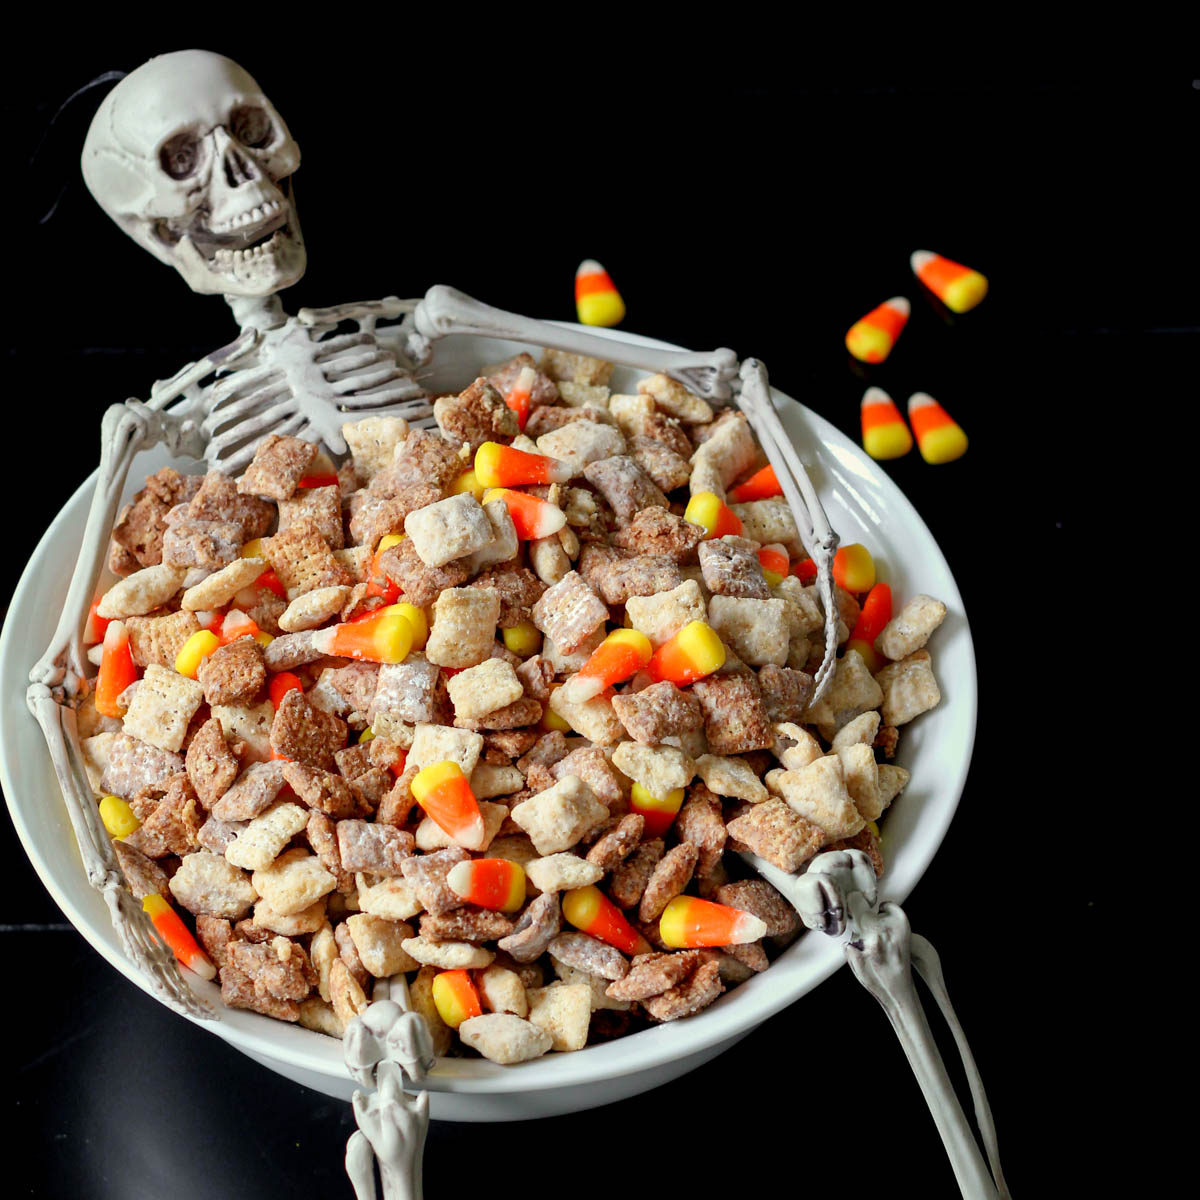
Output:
[82,50,305,297]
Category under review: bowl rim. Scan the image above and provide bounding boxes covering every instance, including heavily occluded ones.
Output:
[0,322,977,1095]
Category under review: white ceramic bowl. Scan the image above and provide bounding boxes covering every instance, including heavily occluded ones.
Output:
[0,326,977,1121]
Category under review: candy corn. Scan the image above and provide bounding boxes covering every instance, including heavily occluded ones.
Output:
[94,620,138,717]
[575,259,625,327]
[142,894,216,980]
[832,543,875,594]
[446,858,526,912]
[910,250,988,314]
[502,620,542,658]
[310,605,414,664]
[542,686,572,732]
[845,296,910,364]
[847,582,892,672]
[475,442,573,489]
[84,597,111,646]
[431,969,483,1028]
[504,365,537,430]
[269,672,304,708]
[757,544,789,587]
[218,610,272,647]
[174,629,220,679]
[296,472,339,489]
[646,621,725,687]
[908,393,968,464]
[481,488,566,540]
[629,782,685,838]
[790,558,817,584]
[727,464,782,504]
[683,491,743,540]
[449,470,486,502]
[658,895,768,949]
[860,387,913,461]
[393,602,428,650]
[98,794,140,838]
[562,886,651,956]
[561,629,652,704]
[410,761,486,850]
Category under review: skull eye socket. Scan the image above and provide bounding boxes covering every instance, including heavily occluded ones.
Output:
[160,132,201,180]
[231,105,273,149]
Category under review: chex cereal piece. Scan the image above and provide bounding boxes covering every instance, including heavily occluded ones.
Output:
[367,657,440,728]
[161,517,242,570]
[526,982,591,1051]
[405,493,494,568]
[728,498,802,556]
[113,840,170,901]
[627,435,691,492]
[194,914,235,969]
[252,848,337,916]
[582,455,669,525]
[637,372,712,424]
[401,936,494,970]
[674,785,727,878]
[803,650,885,736]
[278,586,352,633]
[726,798,824,872]
[693,755,767,804]
[551,960,631,1013]
[253,896,328,937]
[477,964,529,1018]
[707,596,787,667]
[832,711,881,750]
[638,843,699,922]
[237,434,317,500]
[515,655,554,701]
[486,729,540,761]
[400,845,470,915]
[463,499,520,574]
[836,743,882,820]
[642,957,723,1021]
[510,776,608,854]
[539,349,613,386]
[542,623,604,674]
[125,611,200,669]
[517,731,569,774]
[342,415,410,483]
[486,352,560,408]
[874,649,941,726]
[168,849,257,919]
[877,764,910,811]
[772,722,823,771]
[408,724,484,778]
[278,484,344,549]
[714,881,800,938]
[608,392,655,438]
[446,659,523,721]
[527,853,604,893]
[336,819,414,875]
[535,420,626,477]
[198,636,266,707]
[454,697,543,733]
[306,812,353,892]
[109,468,195,569]
[435,378,521,452]
[313,662,381,721]
[547,687,624,747]
[471,563,546,628]
[263,632,323,673]
[625,579,706,647]
[122,665,204,753]
[425,587,501,668]
[261,519,351,600]
[469,761,523,799]
[608,838,665,910]
[876,594,947,661]
[699,537,770,600]
[96,564,187,620]
[579,544,683,606]
[337,923,372,989]
[611,742,695,798]
[181,557,267,611]
[419,904,515,942]
[329,959,370,1025]
[347,483,443,550]
[611,681,703,745]
[281,762,359,819]
[185,717,239,809]
[270,690,347,769]
[612,508,704,563]
[212,762,285,821]
[221,965,300,1022]
[530,570,607,655]
[227,936,315,1002]
[459,1012,551,1064]
[497,891,562,962]
[187,472,274,540]
[356,873,423,922]
[767,756,864,840]
[606,950,701,1001]
[692,410,758,486]
[225,801,310,871]
[691,674,773,755]
[297,996,342,1037]
[101,732,183,798]
[584,814,644,872]
[550,746,624,808]
[376,428,467,495]
[406,965,452,1056]
[556,379,611,408]
[548,932,629,981]
[345,914,419,977]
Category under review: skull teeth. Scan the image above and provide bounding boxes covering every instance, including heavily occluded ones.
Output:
[212,228,287,265]
[213,197,283,235]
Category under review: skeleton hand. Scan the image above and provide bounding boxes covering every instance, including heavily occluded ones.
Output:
[790,849,880,937]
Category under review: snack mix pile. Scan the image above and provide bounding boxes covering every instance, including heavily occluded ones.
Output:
[79,349,946,1065]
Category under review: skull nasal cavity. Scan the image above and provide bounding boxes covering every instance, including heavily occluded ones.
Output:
[223,147,259,188]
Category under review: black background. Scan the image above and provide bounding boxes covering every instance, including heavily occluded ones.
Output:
[1,40,1173,1198]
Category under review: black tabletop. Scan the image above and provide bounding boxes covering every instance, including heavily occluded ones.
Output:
[3,50,1169,1197]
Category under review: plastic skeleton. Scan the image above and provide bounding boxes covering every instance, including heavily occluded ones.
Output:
[22,45,845,1198]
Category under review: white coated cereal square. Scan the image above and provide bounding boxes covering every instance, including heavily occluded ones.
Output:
[465,500,519,573]
[408,724,484,777]
[168,850,257,919]
[224,802,310,871]
[121,665,204,753]
[210,700,275,763]
[525,854,604,894]
[405,493,495,568]
[729,499,802,555]
[637,373,713,424]
[526,982,591,1051]
[97,565,187,619]
[625,580,706,647]
[342,415,409,482]
[707,596,789,667]
[458,1013,551,1064]
[446,659,523,721]
[425,587,501,668]
[535,421,626,477]
[510,775,609,854]
[803,650,884,735]
[766,755,864,840]
[356,873,424,921]
[547,688,624,747]
[694,753,769,803]
[469,762,525,800]
[278,585,351,632]
[611,742,695,798]
[346,913,419,977]
[876,595,948,661]
[874,650,941,727]
[836,743,882,821]
[251,848,338,916]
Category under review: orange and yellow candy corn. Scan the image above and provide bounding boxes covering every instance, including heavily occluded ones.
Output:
[174,628,220,679]
[411,760,486,850]
[629,782,685,838]
[217,610,272,647]
[727,464,782,504]
[910,250,988,314]
[646,621,725,687]
[562,886,652,956]
[431,969,483,1028]
[142,894,216,980]
[446,858,526,912]
[504,365,537,430]
[481,488,566,540]
[310,605,414,664]
[95,620,139,717]
[659,895,768,948]
[845,296,910,363]
[84,597,111,646]
[861,387,913,461]
[475,442,573,489]
[269,671,304,709]
[683,491,743,540]
[575,259,625,328]
[832,543,875,594]
[393,602,428,650]
[450,469,487,502]
[908,393,968,465]
[561,629,652,704]
[847,581,892,672]
[790,558,817,585]
[757,544,789,587]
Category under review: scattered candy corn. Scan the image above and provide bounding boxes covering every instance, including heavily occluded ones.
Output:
[658,895,768,949]
[562,886,651,956]
[683,491,743,540]
[446,858,526,912]
[910,250,988,313]
[629,782,685,838]
[255,568,287,599]
[561,629,653,704]
[431,969,483,1028]
[646,621,725,687]
[84,597,111,646]
[542,686,572,732]
[908,393,968,464]
[757,544,789,587]
[727,464,783,504]
[98,794,140,838]
[845,296,910,363]
[393,602,428,650]
[142,894,216,980]
[296,472,339,489]
[832,543,875,594]
[218,610,271,647]
[450,470,486,502]
[860,387,914,461]
[94,621,138,718]
[790,558,817,584]
[475,442,572,489]
[847,582,893,672]
[269,672,304,708]
[502,620,542,658]
[481,488,566,540]
[575,259,625,327]
[504,365,537,430]
[310,605,414,664]
[410,760,486,850]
